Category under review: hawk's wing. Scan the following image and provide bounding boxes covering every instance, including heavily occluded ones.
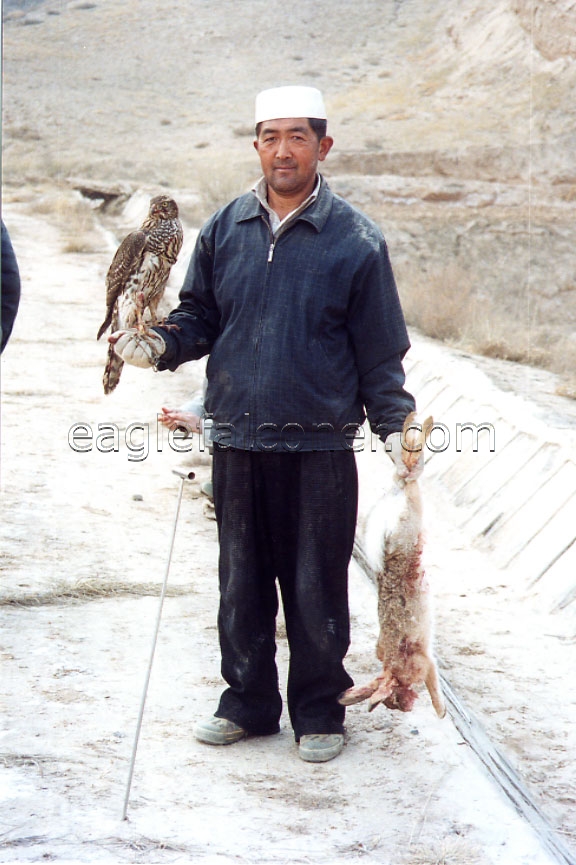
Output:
[97,230,148,340]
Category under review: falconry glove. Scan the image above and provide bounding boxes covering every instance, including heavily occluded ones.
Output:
[385,431,424,483]
[110,329,166,368]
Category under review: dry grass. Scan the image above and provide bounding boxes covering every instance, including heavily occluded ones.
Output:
[472,320,576,393]
[399,264,576,398]
[548,335,576,398]
[0,828,193,856]
[0,753,57,773]
[399,263,477,343]
[556,377,576,399]
[28,190,102,253]
[91,836,195,858]
[401,838,483,865]
[193,164,254,222]
[0,577,195,607]
[465,318,549,368]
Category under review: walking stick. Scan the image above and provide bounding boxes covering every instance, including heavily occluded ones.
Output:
[122,468,195,821]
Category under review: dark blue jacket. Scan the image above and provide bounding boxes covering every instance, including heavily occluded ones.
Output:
[1,221,21,354]
[157,178,415,451]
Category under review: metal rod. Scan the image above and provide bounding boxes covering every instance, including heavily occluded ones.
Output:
[171,469,197,481]
[122,468,195,821]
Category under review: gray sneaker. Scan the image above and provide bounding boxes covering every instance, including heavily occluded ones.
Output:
[200,481,214,502]
[298,733,344,763]
[195,716,246,745]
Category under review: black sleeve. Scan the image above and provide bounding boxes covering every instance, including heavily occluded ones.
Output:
[1,222,22,353]
[347,235,415,437]
[360,351,416,440]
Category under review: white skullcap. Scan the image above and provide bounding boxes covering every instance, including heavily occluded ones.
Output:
[255,86,327,124]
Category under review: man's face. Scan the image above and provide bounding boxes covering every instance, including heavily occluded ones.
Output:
[254,117,333,201]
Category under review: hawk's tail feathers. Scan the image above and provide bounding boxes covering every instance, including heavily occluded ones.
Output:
[103,343,124,394]
[97,311,113,341]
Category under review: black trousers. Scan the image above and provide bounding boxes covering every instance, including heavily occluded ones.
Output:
[212,448,358,740]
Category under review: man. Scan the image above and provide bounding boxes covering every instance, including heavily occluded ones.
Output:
[111,85,419,762]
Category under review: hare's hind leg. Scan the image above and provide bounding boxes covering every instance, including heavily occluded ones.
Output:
[425,661,446,719]
[338,681,378,706]
[339,674,395,708]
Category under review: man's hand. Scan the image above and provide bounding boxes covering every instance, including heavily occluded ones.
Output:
[158,406,202,435]
[108,329,166,368]
[385,431,424,483]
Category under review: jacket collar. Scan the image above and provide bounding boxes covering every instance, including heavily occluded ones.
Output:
[235,175,333,233]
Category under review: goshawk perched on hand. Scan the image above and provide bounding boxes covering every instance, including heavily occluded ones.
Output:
[97,195,183,394]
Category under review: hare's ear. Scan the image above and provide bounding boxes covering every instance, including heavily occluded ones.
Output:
[422,416,434,443]
[402,411,417,439]
[402,412,432,450]
[401,412,425,468]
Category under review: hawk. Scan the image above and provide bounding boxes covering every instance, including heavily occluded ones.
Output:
[97,194,183,394]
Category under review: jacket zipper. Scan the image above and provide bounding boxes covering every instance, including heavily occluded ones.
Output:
[248,225,276,447]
